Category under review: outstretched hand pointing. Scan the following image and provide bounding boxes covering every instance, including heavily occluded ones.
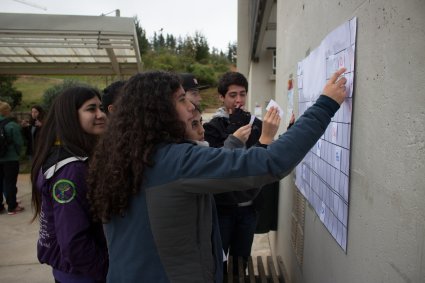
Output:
[322,68,347,105]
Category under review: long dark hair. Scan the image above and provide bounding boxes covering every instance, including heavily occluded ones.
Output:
[87,71,185,222]
[31,87,101,222]
[30,104,45,124]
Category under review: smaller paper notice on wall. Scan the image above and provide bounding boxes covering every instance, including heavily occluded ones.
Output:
[287,78,294,123]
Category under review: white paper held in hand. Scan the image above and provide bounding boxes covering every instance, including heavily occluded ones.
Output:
[249,115,256,125]
[266,99,284,118]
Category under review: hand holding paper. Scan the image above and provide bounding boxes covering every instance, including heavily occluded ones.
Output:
[259,107,281,145]
[266,99,284,118]
[232,124,252,144]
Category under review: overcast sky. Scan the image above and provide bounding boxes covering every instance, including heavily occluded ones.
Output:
[1,0,237,52]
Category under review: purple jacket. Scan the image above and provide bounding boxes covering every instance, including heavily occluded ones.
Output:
[37,157,108,282]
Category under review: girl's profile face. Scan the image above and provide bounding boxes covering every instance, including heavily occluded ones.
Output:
[174,86,194,125]
[78,96,107,136]
[185,111,205,141]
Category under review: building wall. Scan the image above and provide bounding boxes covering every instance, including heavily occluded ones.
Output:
[237,0,276,113]
[247,47,275,113]
[272,0,425,283]
[237,0,250,78]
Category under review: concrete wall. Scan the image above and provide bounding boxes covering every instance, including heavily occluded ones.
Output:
[247,46,275,113]
[273,0,425,282]
[238,0,276,113]
[237,0,251,78]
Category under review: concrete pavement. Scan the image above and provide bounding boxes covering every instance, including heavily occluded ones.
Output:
[0,174,271,282]
[0,174,51,283]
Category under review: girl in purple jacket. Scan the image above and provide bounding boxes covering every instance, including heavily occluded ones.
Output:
[31,87,108,283]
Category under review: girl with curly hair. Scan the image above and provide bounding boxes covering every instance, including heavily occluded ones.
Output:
[31,87,108,283]
[88,69,347,283]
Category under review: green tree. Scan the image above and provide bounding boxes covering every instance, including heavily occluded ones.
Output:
[152,31,166,51]
[152,32,159,51]
[130,18,234,88]
[134,16,150,56]
[187,63,216,86]
[180,36,196,60]
[157,32,165,50]
[211,48,231,72]
[193,32,210,63]
[143,50,180,72]
[0,76,22,109]
[166,34,177,51]
[176,36,184,54]
[42,79,91,111]
[227,42,237,64]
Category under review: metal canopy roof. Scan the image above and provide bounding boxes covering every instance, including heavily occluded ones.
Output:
[0,13,142,76]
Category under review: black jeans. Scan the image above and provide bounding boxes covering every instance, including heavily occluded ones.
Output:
[217,205,258,274]
[0,160,20,212]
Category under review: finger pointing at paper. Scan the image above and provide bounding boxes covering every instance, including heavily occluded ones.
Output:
[323,68,347,105]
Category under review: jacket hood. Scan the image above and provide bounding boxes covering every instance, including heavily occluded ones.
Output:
[212,107,229,119]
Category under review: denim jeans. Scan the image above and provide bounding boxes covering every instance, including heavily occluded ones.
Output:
[217,205,258,274]
[0,161,19,212]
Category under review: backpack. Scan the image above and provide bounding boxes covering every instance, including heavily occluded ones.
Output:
[0,118,11,157]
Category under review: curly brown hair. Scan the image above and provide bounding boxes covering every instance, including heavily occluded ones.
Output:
[87,71,186,222]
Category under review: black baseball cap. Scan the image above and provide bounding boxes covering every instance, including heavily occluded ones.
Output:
[179,73,209,91]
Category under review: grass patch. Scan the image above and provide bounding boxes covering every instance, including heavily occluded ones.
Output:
[14,76,62,111]
[200,87,222,111]
[13,75,119,111]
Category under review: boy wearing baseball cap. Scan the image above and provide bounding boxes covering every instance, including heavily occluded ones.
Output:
[179,73,208,106]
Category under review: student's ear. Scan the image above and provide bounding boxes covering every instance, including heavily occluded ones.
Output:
[108,105,115,113]
[218,94,225,103]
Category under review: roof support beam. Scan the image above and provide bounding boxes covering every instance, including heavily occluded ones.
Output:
[24,48,41,63]
[105,48,121,77]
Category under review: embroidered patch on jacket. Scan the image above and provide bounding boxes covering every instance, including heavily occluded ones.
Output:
[52,179,76,204]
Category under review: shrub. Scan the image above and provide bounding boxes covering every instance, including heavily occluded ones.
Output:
[42,79,92,111]
[0,76,22,109]
[187,63,216,87]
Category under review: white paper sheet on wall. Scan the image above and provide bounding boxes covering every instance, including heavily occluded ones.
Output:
[295,17,356,251]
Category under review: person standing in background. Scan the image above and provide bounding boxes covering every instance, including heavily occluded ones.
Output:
[187,98,282,280]
[203,72,264,273]
[21,105,44,159]
[0,101,24,215]
[101,81,126,116]
[179,73,209,107]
